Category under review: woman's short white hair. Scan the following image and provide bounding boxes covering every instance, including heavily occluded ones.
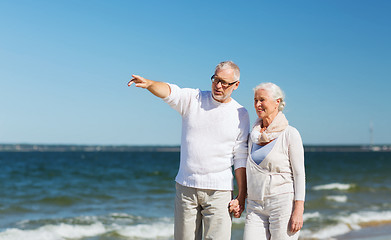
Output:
[215,61,240,82]
[254,82,286,111]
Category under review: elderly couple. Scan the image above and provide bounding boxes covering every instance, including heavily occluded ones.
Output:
[128,61,305,240]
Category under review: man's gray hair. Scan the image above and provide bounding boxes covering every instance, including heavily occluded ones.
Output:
[215,61,240,82]
[254,82,286,111]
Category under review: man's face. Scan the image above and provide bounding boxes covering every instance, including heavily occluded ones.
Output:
[211,68,239,103]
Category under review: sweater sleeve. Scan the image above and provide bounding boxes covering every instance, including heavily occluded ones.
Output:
[288,127,306,201]
[162,83,198,116]
[233,107,250,170]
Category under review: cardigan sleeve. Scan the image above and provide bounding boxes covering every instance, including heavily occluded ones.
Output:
[288,127,306,201]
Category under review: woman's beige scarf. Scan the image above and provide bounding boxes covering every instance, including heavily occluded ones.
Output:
[250,112,289,145]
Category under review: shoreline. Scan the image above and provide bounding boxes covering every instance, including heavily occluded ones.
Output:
[337,223,391,240]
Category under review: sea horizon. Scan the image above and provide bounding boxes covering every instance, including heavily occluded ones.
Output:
[1,143,391,152]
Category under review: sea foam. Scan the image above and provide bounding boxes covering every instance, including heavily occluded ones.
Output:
[338,210,391,227]
[0,214,176,240]
[326,195,348,202]
[312,183,353,191]
[304,223,352,239]
[0,222,106,240]
[116,222,174,239]
[301,210,391,239]
[303,211,321,222]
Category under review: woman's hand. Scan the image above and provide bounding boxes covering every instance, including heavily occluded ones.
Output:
[289,200,304,233]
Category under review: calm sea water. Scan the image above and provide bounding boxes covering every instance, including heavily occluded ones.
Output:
[0,150,390,240]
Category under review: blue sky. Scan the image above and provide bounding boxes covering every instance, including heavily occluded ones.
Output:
[1,0,390,146]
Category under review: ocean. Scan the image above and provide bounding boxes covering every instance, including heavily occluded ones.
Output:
[1,149,391,240]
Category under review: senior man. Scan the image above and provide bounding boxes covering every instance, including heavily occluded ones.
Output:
[128,61,249,240]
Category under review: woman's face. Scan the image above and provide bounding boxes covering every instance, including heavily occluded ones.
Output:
[254,88,280,119]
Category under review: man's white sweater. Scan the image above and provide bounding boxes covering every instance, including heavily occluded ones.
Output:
[163,84,250,191]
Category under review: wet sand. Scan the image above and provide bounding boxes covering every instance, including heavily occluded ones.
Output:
[337,223,391,240]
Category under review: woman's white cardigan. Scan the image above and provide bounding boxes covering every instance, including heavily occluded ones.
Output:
[246,126,306,201]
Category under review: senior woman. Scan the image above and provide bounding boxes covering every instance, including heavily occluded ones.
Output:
[232,82,305,239]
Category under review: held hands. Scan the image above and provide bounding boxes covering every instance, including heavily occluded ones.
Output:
[128,75,152,89]
[229,198,245,218]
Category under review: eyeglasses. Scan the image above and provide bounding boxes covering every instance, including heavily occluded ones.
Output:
[211,75,238,87]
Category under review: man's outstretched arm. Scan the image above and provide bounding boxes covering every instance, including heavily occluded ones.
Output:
[128,75,171,99]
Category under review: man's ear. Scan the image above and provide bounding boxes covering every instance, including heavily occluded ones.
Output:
[233,81,240,90]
